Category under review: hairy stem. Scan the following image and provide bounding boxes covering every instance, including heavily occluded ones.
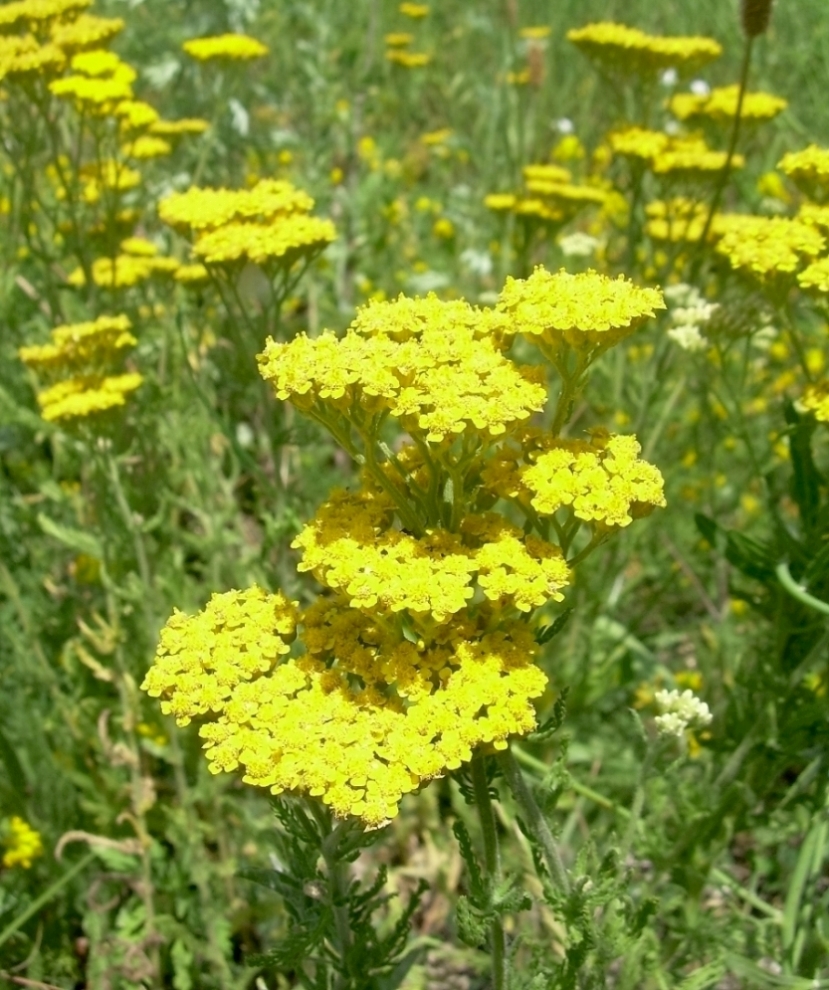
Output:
[471,756,507,990]
[498,746,570,895]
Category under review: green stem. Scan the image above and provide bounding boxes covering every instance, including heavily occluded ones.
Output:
[0,853,96,951]
[471,756,507,990]
[776,562,829,617]
[319,819,354,990]
[497,746,570,895]
[694,36,755,255]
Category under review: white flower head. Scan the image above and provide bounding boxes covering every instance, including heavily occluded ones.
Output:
[663,282,700,307]
[555,117,575,135]
[671,302,719,326]
[660,67,679,87]
[558,232,601,258]
[667,324,707,352]
[690,78,711,96]
[654,688,712,738]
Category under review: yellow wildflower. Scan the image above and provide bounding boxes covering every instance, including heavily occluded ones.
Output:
[182,33,268,61]
[384,32,413,47]
[716,216,824,281]
[399,2,429,16]
[2,817,44,869]
[567,22,722,76]
[37,372,143,422]
[192,215,336,267]
[496,267,665,357]
[778,145,829,198]
[50,13,124,51]
[798,258,829,294]
[121,135,172,159]
[0,0,91,31]
[669,84,787,123]
[800,382,829,423]
[159,179,314,230]
[385,49,430,68]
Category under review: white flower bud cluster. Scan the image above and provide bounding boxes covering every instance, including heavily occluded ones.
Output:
[663,283,719,352]
[654,688,713,737]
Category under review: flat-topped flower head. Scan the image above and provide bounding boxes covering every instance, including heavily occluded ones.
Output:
[258,294,546,444]
[645,198,711,242]
[652,137,744,178]
[521,434,666,529]
[0,0,91,33]
[798,258,829,295]
[669,84,787,124]
[497,267,665,357]
[159,179,314,231]
[399,2,429,17]
[19,314,135,373]
[192,215,336,267]
[2,816,44,870]
[143,588,546,827]
[778,145,829,200]
[50,13,124,51]
[799,382,829,422]
[182,33,268,61]
[67,254,179,288]
[0,37,66,79]
[37,371,143,422]
[567,22,721,76]
[150,117,209,138]
[609,127,670,163]
[121,135,172,159]
[716,216,825,282]
[293,491,569,624]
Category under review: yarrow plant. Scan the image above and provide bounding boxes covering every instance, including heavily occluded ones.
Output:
[142,266,666,982]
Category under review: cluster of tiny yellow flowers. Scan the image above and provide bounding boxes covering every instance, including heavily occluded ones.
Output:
[645,198,711,243]
[144,269,666,827]
[159,178,335,270]
[2,816,44,870]
[778,145,829,201]
[669,85,787,124]
[385,4,430,66]
[497,267,665,358]
[485,163,606,226]
[799,382,829,423]
[18,314,142,423]
[567,22,722,76]
[715,215,825,282]
[182,33,268,62]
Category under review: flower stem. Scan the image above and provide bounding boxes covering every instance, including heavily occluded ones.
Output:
[694,35,755,256]
[319,818,354,990]
[471,756,507,990]
[497,746,570,895]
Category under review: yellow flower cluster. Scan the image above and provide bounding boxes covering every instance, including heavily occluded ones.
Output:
[182,33,268,62]
[399,2,429,16]
[121,135,172,159]
[567,21,722,76]
[645,198,710,243]
[19,314,142,423]
[49,13,124,50]
[81,159,141,203]
[651,137,744,178]
[521,435,666,528]
[610,127,670,163]
[36,372,143,422]
[798,258,829,294]
[294,490,569,622]
[486,164,606,225]
[0,0,90,31]
[2,816,44,870]
[49,48,137,107]
[669,85,787,124]
[143,587,546,827]
[0,34,65,79]
[385,49,431,68]
[146,274,666,826]
[800,382,829,422]
[778,145,829,199]
[497,267,665,358]
[67,253,179,287]
[258,294,546,443]
[18,314,136,372]
[150,117,209,138]
[159,178,334,269]
[715,216,825,281]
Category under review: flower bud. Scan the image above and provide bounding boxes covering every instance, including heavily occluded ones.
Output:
[741,0,774,38]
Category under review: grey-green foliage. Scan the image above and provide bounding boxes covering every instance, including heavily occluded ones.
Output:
[245,800,428,989]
